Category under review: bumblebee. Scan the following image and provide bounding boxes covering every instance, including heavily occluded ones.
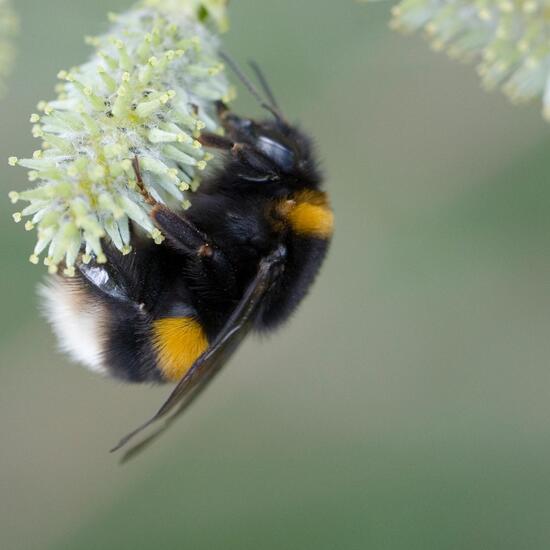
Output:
[41,61,333,455]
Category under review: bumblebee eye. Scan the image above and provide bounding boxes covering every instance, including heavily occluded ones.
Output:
[256,136,295,172]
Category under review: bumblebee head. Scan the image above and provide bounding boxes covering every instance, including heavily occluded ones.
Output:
[221,113,320,188]
[215,55,322,192]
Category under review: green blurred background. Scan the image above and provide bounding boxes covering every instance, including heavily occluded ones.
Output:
[3,1,550,548]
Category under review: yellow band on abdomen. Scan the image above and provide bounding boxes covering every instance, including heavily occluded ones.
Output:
[153,317,209,382]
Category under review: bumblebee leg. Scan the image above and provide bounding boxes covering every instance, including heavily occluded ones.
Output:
[151,205,211,256]
[215,100,230,118]
[198,134,278,179]
[132,156,158,207]
[230,143,278,179]
[198,132,234,150]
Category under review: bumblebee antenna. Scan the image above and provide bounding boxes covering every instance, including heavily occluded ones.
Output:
[248,60,280,110]
[220,52,285,122]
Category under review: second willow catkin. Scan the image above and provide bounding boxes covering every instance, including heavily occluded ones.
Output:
[371,0,550,120]
[0,0,17,96]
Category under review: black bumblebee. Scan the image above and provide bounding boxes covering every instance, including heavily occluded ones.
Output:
[42,61,333,456]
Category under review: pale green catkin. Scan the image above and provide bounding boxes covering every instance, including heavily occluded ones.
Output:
[9,0,232,276]
[0,0,17,96]
[365,0,550,120]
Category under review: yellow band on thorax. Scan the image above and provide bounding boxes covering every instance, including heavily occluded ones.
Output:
[282,190,334,239]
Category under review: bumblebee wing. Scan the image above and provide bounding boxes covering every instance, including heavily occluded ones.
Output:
[110,245,286,456]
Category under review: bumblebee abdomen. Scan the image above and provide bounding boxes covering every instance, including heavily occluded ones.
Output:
[40,272,211,384]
